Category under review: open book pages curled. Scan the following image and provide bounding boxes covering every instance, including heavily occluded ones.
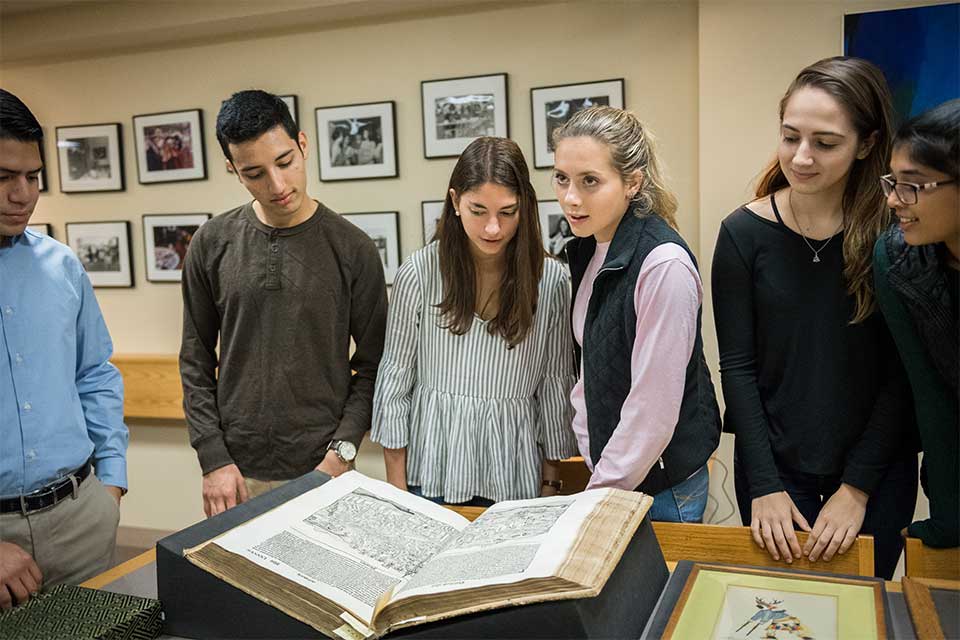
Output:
[184,471,653,639]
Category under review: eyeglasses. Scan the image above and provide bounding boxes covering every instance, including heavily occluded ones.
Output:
[880,174,956,205]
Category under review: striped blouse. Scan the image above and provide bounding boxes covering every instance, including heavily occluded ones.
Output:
[371,242,578,503]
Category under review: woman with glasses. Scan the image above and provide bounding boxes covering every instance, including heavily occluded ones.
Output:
[874,99,959,550]
[712,57,918,578]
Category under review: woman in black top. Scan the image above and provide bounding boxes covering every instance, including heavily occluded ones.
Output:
[712,57,917,579]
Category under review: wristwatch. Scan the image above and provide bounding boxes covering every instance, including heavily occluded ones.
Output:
[327,439,357,464]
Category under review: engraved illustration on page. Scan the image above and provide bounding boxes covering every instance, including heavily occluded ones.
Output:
[303,488,458,575]
[449,501,574,548]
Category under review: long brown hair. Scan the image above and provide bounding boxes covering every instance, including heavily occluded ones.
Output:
[755,56,895,322]
[553,106,679,229]
[435,137,544,347]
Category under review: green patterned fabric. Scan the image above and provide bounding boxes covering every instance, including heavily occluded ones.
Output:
[0,585,162,639]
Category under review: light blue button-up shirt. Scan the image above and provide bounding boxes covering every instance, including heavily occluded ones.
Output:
[0,229,127,495]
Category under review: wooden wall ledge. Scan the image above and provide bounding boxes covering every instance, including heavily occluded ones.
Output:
[112,354,184,420]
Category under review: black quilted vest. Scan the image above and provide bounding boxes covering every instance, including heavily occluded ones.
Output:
[567,211,721,496]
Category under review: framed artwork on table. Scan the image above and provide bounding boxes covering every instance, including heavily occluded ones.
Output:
[315,101,398,181]
[660,563,887,640]
[133,109,207,184]
[421,73,508,158]
[26,223,52,237]
[142,213,210,282]
[421,200,444,246]
[342,211,400,285]
[55,123,124,193]
[530,78,624,168]
[65,221,134,288]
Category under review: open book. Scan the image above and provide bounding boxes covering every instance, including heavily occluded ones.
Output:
[185,471,652,639]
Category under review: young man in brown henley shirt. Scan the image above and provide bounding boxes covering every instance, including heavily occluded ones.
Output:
[180,90,388,517]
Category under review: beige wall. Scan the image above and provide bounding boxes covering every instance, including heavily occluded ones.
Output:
[2,0,933,532]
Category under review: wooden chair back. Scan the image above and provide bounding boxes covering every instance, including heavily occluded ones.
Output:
[904,537,960,580]
[651,521,875,576]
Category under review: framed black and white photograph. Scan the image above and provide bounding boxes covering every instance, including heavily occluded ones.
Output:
[531,79,624,168]
[142,213,210,282]
[65,221,134,288]
[421,200,444,245]
[133,109,206,184]
[26,223,53,237]
[279,95,299,126]
[421,73,508,158]
[342,211,400,285]
[38,163,48,193]
[315,101,398,181]
[538,200,573,262]
[55,123,124,193]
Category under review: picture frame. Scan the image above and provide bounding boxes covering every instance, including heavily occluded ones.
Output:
[421,73,508,158]
[538,199,572,262]
[55,123,124,193]
[660,563,887,640]
[26,223,53,237]
[342,211,400,285]
[38,162,48,193]
[142,213,211,282]
[65,221,134,288]
[901,576,959,639]
[530,78,625,168]
[279,94,299,127]
[315,101,398,181]
[421,200,444,246]
[133,109,207,184]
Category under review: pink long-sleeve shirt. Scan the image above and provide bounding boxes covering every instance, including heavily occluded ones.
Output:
[571,241,702,491]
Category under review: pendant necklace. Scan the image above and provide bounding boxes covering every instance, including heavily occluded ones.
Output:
[789,189,842,263]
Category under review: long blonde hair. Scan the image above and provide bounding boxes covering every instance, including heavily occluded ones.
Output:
[756,56,895,323]
[553,106,679,229]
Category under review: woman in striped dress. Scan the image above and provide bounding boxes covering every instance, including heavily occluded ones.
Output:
[371,137,578,506]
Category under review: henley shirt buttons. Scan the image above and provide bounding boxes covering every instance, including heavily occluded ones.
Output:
[23,402,32,412]
[15,353,23,364]
[3,306,12,315]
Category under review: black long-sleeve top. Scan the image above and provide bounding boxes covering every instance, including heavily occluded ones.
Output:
[712,203,914,500]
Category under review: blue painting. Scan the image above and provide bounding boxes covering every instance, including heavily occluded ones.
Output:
[844,3,960,119]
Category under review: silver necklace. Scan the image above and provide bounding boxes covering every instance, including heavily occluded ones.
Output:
[788,189,842,263]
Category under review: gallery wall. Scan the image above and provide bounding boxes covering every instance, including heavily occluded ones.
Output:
[1,0,935,533]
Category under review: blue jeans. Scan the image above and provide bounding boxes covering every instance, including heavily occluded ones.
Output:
[408,485,494,508]
[647,465,709,523]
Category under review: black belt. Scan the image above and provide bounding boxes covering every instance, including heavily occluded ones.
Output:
[0,463,92,515]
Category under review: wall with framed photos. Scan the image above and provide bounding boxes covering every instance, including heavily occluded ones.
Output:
[1,0,933,537]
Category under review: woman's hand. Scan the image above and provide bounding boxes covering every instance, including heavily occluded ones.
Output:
[804,483,867,562]
[751,491,812,563]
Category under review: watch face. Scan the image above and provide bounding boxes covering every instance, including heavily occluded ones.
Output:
[337,441,357,462]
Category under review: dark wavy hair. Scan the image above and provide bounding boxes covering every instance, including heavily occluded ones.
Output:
[0,89,43,151]
[435,137,544,347]
[216,90,298,161]
[755,56,895,323]
[893,98,960,180]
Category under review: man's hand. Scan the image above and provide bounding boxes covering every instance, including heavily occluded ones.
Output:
[0,542,42,610]
[202,464,249,518]
[316,449,351,478]
[750,491,811,563]
[804,483,868,562]
[105,485,123,506]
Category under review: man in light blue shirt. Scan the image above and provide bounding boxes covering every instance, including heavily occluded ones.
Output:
[0,89,128,608]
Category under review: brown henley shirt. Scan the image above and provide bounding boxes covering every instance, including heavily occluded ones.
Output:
[179,201,387,480]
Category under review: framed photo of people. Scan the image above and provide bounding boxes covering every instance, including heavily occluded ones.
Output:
[421,200,444,246]
[279,94,299,126]
[142,213,210,282]
[342,211,400,285]
[55,123,124,193]
[538,200,572,262]
[65,221,134,288]
[530,79,624,168]
[133,109,207,184]
[421,73,508,158]
[315,101,398,181]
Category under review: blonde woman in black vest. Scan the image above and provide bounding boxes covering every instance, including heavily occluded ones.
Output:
[554,106,721,522]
